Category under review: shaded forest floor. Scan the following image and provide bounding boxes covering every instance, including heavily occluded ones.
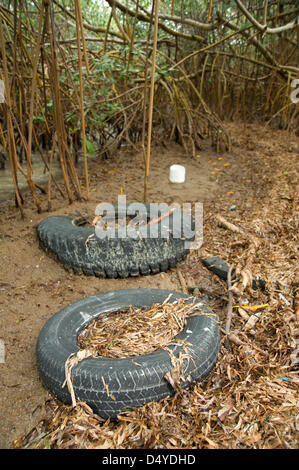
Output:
[0,122,298,449]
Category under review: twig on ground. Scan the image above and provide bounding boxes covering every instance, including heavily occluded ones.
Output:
[146,207,175,226]
[177,269,188,294]
[225,264,235,338]
[216,215,244,234]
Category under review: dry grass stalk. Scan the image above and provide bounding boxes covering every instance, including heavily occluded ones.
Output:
[177,269,188,295]
[75,0,89,199]
[0,18,24,215]
[225,264,234,336]
[144,0,160,203]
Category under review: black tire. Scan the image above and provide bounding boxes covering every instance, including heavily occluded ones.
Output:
[36,289,220,420]
[202,256,235,281]
[36,204,194,278]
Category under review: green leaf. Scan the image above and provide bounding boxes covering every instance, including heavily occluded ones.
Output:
[33,115,45,124]
[85,139,95,154]
[46,101,53,111]
[69,127,80,135]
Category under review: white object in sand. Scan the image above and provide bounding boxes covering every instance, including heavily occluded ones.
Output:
[169,164,186,183]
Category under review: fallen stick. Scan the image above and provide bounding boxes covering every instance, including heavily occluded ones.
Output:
[216,214,244,234]
[177,269,188,294]
[220,329,244,346]
[244,311,263,331]
[146,207,175,226]
[225,265,235,336]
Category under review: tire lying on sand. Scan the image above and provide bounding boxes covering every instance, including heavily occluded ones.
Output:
[36,203,195,278]
[36,289,220,420]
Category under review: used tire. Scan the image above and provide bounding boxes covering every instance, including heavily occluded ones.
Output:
[36,203,194,278]
[36,289,220,420]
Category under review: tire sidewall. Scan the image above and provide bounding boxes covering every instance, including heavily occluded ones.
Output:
[36,289,220,418]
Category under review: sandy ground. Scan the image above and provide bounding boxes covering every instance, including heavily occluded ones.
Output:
[0,123,297,449]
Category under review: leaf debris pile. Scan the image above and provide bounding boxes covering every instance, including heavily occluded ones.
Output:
[77,298,203,359]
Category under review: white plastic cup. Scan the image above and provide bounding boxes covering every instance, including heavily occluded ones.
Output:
[169,164,186,183]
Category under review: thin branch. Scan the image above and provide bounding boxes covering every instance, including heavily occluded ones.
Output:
[158,13,219,31]
[235,0,298,34]
[144,0,159,203]
[105,0,205,44]
[225,265,235,336]
[75,0,89,199]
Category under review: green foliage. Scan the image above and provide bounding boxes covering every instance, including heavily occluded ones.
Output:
[33,115,45,124]
[85,139,95,154]
[13,0,299,149]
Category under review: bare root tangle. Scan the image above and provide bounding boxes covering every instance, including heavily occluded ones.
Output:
[0,0,297,211]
